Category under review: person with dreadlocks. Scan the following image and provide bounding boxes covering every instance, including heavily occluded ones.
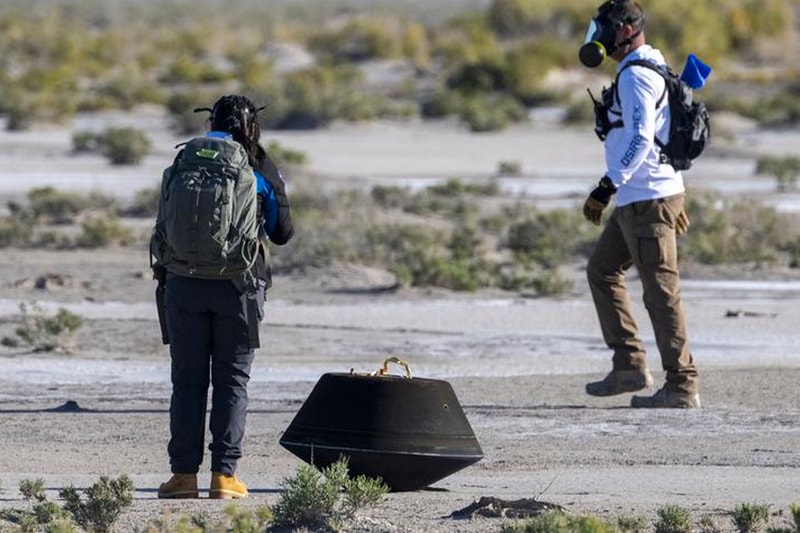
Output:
[578,1,700,408]
[152,95,293,499]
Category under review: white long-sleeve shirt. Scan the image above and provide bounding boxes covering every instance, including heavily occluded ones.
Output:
[603,45,685,207]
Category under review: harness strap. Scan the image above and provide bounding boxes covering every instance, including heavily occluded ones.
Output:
[610,59,670,161]
[613,59,669,110]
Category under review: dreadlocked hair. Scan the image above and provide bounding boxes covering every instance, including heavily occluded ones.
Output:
[209,94,266,168]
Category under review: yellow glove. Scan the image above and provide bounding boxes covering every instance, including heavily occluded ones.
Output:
[583,197,607,226]
[675,210,690,235]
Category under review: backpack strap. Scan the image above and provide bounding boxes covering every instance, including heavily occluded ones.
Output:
[613,59,671,159]
[622,59,669,108]
[614,59,669,109]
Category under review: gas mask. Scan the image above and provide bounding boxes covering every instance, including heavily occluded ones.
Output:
[579,17,619,68]
[579,2,644,68]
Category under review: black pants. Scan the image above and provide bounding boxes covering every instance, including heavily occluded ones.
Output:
[165,275,255,475]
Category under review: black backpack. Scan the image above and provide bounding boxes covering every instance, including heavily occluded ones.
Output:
[591,59,711,171]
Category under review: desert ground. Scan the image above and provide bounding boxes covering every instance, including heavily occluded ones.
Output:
[1,112,800,532]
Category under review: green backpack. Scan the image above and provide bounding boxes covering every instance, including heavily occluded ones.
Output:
[150,136,258,282]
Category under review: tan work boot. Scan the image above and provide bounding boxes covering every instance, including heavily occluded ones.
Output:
[631,386,701,409]
[158,474,198,499]
[585,369,654,397]
[209,472,248,499]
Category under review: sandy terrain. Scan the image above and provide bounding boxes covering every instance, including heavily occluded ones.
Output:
[1,115,800,531]
[2,246,800,532]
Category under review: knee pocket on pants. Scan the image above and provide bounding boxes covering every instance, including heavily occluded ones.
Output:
[634,225,669,267]
[637,236,664,266]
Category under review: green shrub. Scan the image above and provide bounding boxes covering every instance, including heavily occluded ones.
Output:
[19,478,47,502]
[75,215,135,248]
[72,131,102,153]
[421,89,466,118]
[272,458,388,531]
[270,65,393,129]
[100,127,152,165]
[266,140,309,166]
[27,187,86,224]
[681,193,797,266]
[447,60,508,94]
[403,22,432,70]
[282,188,375,268]
[223,504,273,533]
[60,475,134,533]
[401,192,476,220]
[499,264,573,296]
[502,510,617,533]
[140,513,207,533]
[563,98,595,125]
[422,83,529,131]
[756,155,800,192]
[505,39,575,105]
[0,476,125,533]
[459,94,528,132]
[791,502,800,531]
[141,506,273,533]
[166,90,221,135]
[3,70,79,130]
[10,302,83,353]
[364,223,489,291]
[91,72,167,110]
[432,13,503,68]
[616,514,650,533]
[32,501,69,525]
[158,56,229,86]
[498,160,523,176]
[487,0,540,38]
[655,504,693,533]
[288,181,593,293]
[126,186,161,218]
[340,473,389,517]
[307,18,402,63]
[732,503,771,533]
[699,515,723,533]
[25,187,117,225]
[41,517,79,533]
[428,177,501,197]
[504,209,595,268]
[0,509,39,532]
[0,215,35,247]
[371,185,414,210]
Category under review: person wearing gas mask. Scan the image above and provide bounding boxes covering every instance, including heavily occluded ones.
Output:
[579,1,699,408]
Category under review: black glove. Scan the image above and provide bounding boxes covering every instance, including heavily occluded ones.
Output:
[583,176,617,226]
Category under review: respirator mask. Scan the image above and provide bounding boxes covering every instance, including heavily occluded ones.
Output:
[579,2,644,68]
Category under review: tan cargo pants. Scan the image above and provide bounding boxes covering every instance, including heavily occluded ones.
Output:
[586,193,698,394]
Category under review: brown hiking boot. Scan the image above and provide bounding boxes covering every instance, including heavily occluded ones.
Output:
[209,472,248,499]
[631,386,701,409]
[585,369,654,397]
[158,474,198,499]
